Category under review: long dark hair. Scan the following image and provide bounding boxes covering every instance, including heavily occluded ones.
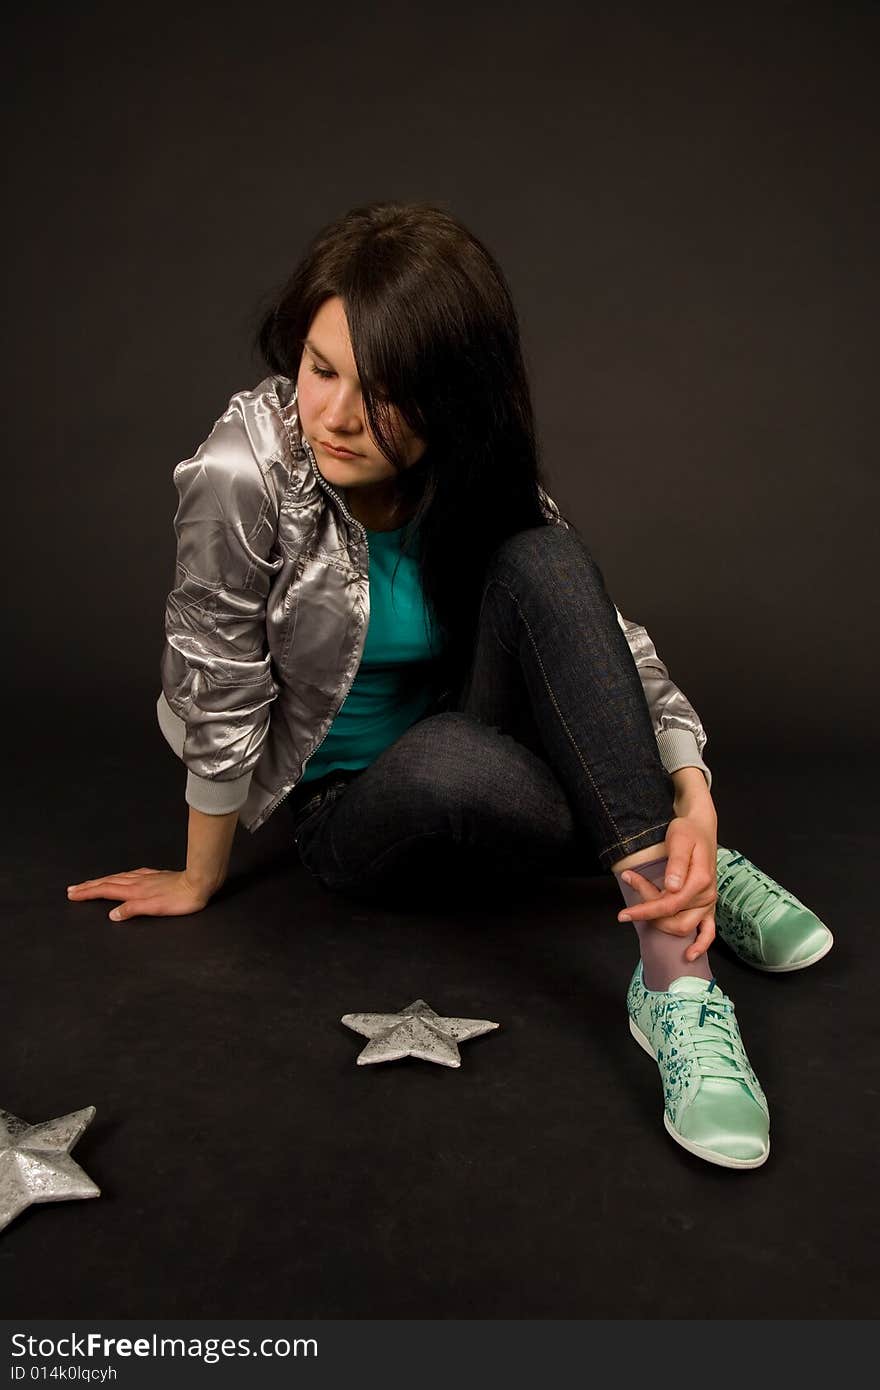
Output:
[254,200,552,704]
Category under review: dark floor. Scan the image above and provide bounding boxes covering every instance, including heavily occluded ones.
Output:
[3,700,877,1318]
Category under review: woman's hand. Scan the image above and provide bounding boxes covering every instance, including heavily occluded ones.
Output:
[616,770,719,961]
[69,807,239,922]
[66,868,218,922]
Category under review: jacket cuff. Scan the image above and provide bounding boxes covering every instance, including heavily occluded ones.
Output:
[656,727,713,793]
[185,768,252,815]
[156,692,253,815]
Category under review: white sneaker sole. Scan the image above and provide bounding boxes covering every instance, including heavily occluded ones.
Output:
[629,1017,770,1170]
[725,929,834,973]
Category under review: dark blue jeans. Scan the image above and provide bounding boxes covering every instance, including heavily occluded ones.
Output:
[285,525,676,905]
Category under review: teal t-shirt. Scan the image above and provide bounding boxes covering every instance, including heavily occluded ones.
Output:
[299,523,444,784]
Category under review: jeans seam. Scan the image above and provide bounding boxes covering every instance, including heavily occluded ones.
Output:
[597,821,671,867]
[491,577,625,849]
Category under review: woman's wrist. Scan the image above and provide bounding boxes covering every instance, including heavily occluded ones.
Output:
[185,805,239,896]
[182,866,226,899]
[670,766,715,820]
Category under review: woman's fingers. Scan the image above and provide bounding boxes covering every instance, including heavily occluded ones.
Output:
[67,883,131,901]
[620,868,663,898]
[68,886,132,901]
[109,896,205,923]
[620,904,708,940]
[617,889,678,922]
[617,884,711,928]
[615,837,716,957]
[685,914,717,960]
[674,836,716,909]
[655,906,708,939]
[109,899,164,922]
[68,868,158,884]
[617,853,706,923]
[662,844,692,892]
[68,870,160,896]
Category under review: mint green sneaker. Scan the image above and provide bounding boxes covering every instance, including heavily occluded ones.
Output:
[627,962,770,1169]
[715,847,834,972]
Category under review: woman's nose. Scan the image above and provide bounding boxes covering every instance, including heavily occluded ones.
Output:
[323,383,362,433]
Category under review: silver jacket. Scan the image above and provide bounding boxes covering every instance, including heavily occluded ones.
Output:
[157,375,711,833]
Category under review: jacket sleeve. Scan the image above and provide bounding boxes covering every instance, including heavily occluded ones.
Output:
[613,611,711,790]
[157,399,284,815]
[536,484,712,789]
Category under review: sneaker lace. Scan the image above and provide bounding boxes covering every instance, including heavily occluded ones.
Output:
[717,852,802,929]
[678,980,749,1081]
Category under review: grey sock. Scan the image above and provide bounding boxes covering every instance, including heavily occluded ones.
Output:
[613,856,713,992]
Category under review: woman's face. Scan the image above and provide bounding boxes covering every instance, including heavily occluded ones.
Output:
[296,296,426,495]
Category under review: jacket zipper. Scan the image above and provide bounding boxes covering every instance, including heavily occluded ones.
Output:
[302,436,370,537]
[260,438,370,821]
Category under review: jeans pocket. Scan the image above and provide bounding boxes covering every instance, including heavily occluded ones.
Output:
[291,779,352,870]
[291,791,328,837]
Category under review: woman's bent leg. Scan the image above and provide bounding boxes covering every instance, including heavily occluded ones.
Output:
[293,523,676,902]
[292,709,601,903]
[456,524,675,869]
[453,526,767,1167]
[456,524,715,982]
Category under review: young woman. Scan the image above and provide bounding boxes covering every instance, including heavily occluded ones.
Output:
[67,201,832,1170]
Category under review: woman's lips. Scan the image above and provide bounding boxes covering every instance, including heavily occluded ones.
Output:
[321,439,361,458]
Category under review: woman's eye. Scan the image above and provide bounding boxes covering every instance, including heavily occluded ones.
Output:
[309,363,335,380]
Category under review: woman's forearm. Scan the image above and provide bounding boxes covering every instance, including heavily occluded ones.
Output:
[185,805,240,896]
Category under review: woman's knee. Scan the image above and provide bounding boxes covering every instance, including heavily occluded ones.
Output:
[383,711,570,843]
[380,711,498,806]
[372,712,547,841]
[488,522,603,592]
[316,715,495,896]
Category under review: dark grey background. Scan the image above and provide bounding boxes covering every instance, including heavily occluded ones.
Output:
[7,1,877,754]
[4,2,879,1324]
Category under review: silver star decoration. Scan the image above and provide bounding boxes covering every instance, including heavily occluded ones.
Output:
[1,1107,101,1234]
[341,998,499,1067]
